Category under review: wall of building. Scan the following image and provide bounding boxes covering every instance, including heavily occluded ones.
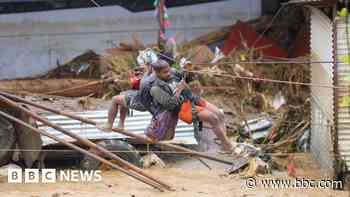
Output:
[0,0,261,79]
[309,7,335,177]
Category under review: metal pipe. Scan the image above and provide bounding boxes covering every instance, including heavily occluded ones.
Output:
[0,95,173,191]
[0,110,165,192]
[0,91,233,165]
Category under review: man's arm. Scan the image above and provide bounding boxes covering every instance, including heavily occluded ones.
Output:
[150,86,182,112]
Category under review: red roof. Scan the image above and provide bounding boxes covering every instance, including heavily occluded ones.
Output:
[290,25,310,58]
[221,21,288,58]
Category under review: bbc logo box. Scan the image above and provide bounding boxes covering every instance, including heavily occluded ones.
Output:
[8,169,102,183]
[8,169,56,183]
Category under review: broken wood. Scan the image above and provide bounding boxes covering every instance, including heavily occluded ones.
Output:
[0,95,173,191]
[0,110,166,191]
[0,79,102,97]
[0,91,233,165]
[226,156,250,174]
[45,78,114,97]
[262,121,310,151]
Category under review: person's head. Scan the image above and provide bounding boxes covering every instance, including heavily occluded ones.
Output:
[151,59,171,81]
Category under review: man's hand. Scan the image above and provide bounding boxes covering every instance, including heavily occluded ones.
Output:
[175,80,189,97]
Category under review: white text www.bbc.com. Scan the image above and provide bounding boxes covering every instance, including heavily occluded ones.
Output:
[245,178,343,190]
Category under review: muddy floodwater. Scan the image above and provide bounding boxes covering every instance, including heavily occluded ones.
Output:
[0,152,349,197]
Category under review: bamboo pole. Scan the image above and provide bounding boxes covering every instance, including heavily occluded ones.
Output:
[0,110,165,191]
[0,95,173,191]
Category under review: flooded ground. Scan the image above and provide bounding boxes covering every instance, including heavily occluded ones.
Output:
[0,128,348,197]
[0,152,349,197]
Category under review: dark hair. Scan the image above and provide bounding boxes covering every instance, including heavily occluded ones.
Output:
[151,59,169,72]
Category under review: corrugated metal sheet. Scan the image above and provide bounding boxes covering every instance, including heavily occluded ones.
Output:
[336,17,350,168]
[309,7,335,177]
[38,110,196,146]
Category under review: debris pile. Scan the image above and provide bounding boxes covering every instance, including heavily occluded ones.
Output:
[44,50,103,79]
[0,5,312,179]
[177,6,311,177]
[184,6,311,155]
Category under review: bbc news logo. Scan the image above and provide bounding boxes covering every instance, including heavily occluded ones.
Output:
[8,169,102,183]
